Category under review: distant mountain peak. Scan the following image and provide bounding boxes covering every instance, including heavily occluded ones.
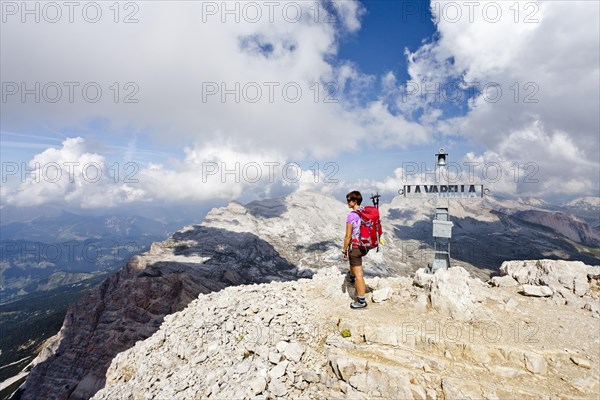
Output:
[517,197,548,207]
[564,197,600,208]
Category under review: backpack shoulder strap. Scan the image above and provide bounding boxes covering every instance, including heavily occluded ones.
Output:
[351,208,366,222]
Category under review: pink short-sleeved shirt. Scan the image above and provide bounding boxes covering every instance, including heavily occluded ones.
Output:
[346,207,364,240]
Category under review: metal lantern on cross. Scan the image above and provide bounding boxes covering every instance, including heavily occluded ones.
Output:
[436,149,448,167]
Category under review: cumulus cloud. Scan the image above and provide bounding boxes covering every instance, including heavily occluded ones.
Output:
[1,0,421,160]
[2,0,598,208]
[396,0,600,198]
[2,137,140,208]
[1,137,349,208]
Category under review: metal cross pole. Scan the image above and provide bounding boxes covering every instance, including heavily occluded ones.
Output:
[397,148,488,274]
[432,149,451,272]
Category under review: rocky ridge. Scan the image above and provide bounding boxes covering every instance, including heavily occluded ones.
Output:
[15,225,304,400]
[93,260,600,400]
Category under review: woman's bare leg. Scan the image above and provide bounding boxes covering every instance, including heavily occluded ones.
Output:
[350,265,365,297]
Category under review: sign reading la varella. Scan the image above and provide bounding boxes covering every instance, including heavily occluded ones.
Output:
[401,184,484,198]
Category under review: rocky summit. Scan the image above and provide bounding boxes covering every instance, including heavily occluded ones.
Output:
[92,261,600,400]
[12,190,600,399]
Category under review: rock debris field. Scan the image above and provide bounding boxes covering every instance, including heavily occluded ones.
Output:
[93,260,600,400]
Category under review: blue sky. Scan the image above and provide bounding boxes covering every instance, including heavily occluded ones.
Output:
[339,0,435,79]
[1,1,599,214]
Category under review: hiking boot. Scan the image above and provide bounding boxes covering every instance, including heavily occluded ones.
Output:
[345,272,356,284]
[350,299,367,309]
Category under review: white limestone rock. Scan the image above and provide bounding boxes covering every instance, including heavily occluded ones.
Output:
[268,360,289,380]
[284,342,305,362]
[570,356,592,369]
[413,268,434,288]
[571,376,599,393]
[268,378,288,397]
[90,256,600,400]
[429,267,475,320]
[523,351,547,374]
[501,259,599,297]
[302,370,320,383]
[490,275,519,287]
[372,287,393,303]
[521,284,553,297]
[269,351,283,364]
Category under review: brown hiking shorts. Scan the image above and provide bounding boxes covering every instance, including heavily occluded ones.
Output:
[349,247,368,267]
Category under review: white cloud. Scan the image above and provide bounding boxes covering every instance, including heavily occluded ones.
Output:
[3,137,137,208]
[2,137,350,208]
[3,0,598,207]
[330,0,365,33]
[399,0,600,198]
[359,101,429,148]
[1,0,420,161]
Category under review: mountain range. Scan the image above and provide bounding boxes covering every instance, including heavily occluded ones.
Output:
[3,190,599,399]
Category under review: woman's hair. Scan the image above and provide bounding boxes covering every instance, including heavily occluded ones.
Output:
[346,191,363,205]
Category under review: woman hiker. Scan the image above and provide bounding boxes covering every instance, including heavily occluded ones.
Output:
[342,190,368,309]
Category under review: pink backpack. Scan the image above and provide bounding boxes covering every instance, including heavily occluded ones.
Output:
[352,206,382,252]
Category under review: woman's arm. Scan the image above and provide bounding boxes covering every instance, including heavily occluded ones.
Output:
[343,222,353,253]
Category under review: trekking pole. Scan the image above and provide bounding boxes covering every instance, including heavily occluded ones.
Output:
[370,192,380,209]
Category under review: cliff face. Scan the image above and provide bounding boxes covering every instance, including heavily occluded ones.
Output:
[15,226,303,400]
[512,210,600,247]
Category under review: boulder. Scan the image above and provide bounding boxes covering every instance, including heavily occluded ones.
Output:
[501,260,599,297]
[489,275,518,287]
[372,287,393,303]
[429,267,475,320]
[413,268,434,288]
[520,284,553,297]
